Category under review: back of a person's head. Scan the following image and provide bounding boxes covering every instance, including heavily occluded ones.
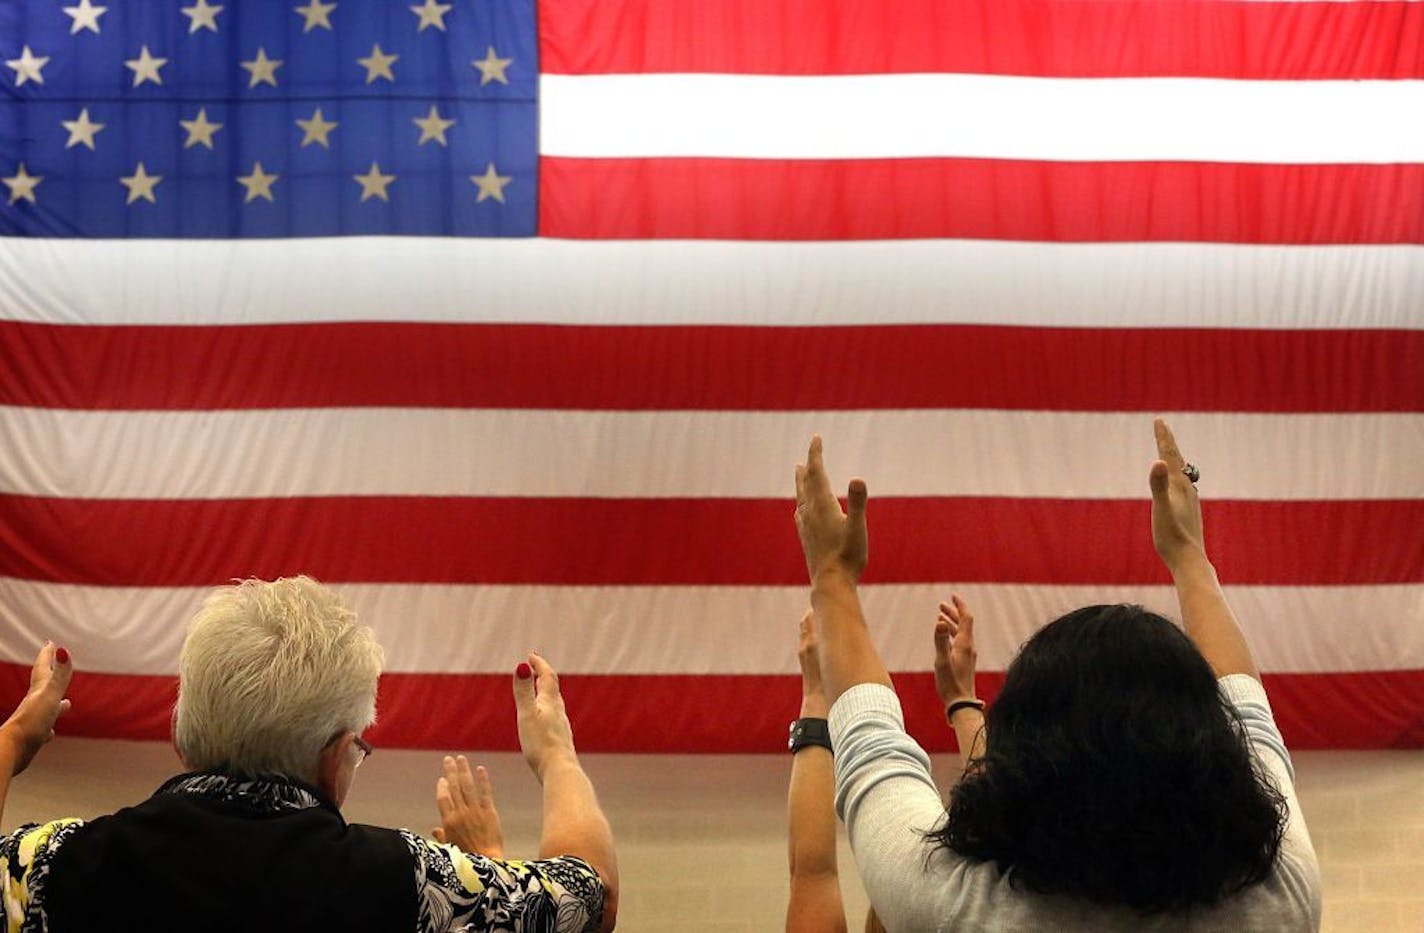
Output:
[174,576,384,781]
[934,604,1286,914]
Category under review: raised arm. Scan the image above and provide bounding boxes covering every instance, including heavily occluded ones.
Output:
[786,609,849,933]
[794,436,892,702]
[1150,419,1259,680]
[934,596,985,767]
[0,643,73,829]
[515,653,620,932]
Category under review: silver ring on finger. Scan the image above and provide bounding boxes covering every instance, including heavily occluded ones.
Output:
[1182,462,1201,484]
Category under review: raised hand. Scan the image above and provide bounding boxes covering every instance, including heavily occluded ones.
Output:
[433,754,506,857]
[934,595,977,708]
[0,643,73,776]
[794,435,868,583]
[1148,418,1207,572]
[513,653,578,782]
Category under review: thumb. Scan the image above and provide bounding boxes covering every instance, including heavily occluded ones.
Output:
[1149,459,1171,499]
[846,478,868,523]
[512,657,535,708]
[432,827,446,843]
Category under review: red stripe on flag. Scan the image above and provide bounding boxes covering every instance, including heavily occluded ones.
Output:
[539,158,1424,244]
[539,0,1424,79]
[3,321,1419,412]
[4,667,1420,751]
[3,496,1419,587]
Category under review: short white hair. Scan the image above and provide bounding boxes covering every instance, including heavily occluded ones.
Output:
[174,576,384,780]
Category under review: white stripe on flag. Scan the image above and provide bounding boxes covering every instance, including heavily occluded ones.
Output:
[1,407,1418,501]
[540,75,1424,162]
[1,239,1420,328]
[1,578,1417,676]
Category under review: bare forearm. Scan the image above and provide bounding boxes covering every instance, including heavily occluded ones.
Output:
[786,746,849,933]
[0,728,22,830]
[538,756,619,925]
[1171,553,1258,680]
[811,568,894,703]
[787,747,838,878]
[949,710,985,768]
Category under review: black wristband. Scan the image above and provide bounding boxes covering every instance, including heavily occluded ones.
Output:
[945,698,986,722]
[787,717,833,754]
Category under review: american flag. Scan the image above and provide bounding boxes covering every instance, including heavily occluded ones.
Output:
[1,0,1420,752]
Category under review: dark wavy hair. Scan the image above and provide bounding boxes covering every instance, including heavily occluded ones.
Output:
[929,604,1287,914]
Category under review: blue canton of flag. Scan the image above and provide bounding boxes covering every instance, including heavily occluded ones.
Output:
[0,0,537,237]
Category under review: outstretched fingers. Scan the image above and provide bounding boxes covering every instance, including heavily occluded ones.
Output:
[527,652,560,699]
[1148,458,1173,498]
[473,765,495,810]
[800,435,833,502]
[1154,417,1185,470]
[797,607,820,671]
[436,773,457,824]
[934,617,953,660]
[32,642,73,693]
[452,755,479,805]
[797,607,817,653]
[512,658,536,708]
[949,594,975,646]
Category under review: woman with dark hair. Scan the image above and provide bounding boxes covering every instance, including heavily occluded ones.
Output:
[793,420,1321,930]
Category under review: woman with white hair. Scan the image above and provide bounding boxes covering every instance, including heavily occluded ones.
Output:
[0,575,618,932]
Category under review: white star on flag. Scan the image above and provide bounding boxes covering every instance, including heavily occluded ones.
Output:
[181,0,223,33]
[358,45,399,84]
[353,163,396,202]
[413,105,456,146]
[180,108,223,149]
[294,0,336,32]
[472,47,511,86]
[62,0,107,35]
[6,46,50,87]
[237,162,280,203]
[470,163,512,203]
[62,108,106,150]
[125,46,167,87]
[119,163,163,205]
[410,0,452,32]
[2,163,42,204]
[241,48,283,88]
[296,108,339,148]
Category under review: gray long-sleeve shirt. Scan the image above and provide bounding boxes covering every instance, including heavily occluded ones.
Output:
[830,675,1321,932]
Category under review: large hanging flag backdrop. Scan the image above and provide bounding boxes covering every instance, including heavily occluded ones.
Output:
[0,0,1420,752]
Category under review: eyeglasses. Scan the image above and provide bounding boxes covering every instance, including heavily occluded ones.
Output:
[353,733,374,767]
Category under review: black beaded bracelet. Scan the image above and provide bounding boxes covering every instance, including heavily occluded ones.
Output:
[945,698,986,721]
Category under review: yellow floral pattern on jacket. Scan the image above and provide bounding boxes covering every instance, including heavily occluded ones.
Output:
[0,819,84,933]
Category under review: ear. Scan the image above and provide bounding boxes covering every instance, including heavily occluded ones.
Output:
[317,732,354,806]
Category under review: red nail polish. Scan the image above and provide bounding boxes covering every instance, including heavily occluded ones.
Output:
[55,647,70,665]
[515,662,532,680]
